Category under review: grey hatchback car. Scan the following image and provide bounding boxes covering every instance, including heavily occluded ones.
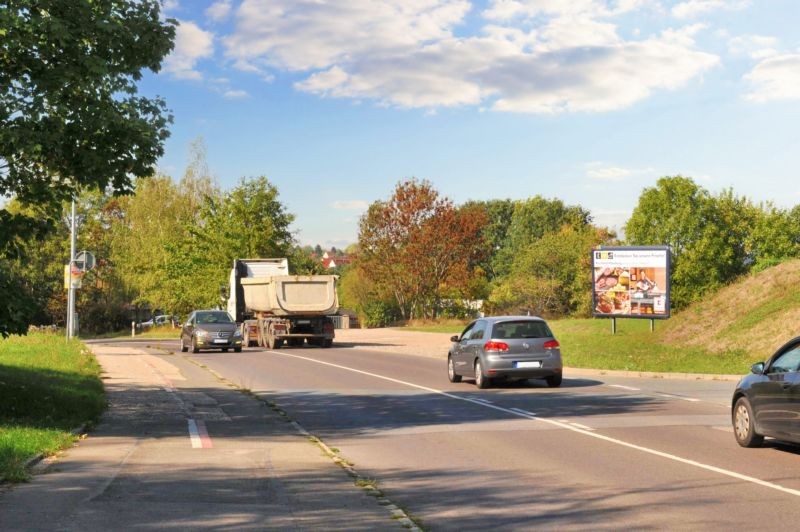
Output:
[180,310,243,353]
[447,316,563,388]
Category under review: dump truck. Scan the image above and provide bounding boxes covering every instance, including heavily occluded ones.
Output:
[227,258,338,349]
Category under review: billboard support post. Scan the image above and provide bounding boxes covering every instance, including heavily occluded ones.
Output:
[650,319,654,333]
[611,317,617,335]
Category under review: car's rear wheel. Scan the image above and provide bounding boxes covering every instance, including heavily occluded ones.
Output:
[191,336,199,353]
[545,374,562,388]
[475,360,491,389]
[180,336,188,353]
[234,347,242,353]
[222,348,229,353]
[733,396,764,448]
[448,356,462,383]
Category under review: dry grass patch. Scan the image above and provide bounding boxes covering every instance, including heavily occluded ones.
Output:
[662,259,800,359]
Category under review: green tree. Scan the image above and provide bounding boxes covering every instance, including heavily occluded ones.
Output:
[1,0,175,336]
[463,199,514,281]
[110,175,195,314]
[625,176,772,307]
[495,196,591,277]
[747,203,800,272]
[338,263,400,327]
[165,176,296,314]
[488,225,613,317]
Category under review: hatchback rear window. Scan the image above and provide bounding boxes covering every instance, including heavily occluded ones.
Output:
[491,320,552,339]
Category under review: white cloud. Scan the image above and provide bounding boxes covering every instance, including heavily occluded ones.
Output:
[223,89,249,99]
[728,34,779,60]
[225,0,471,72]
[585,162,656,181]
[206,0,233,22]
[162,0,180,12]
[221,0,718,113]
[332,200,369,211]
[483,0,650,20]
[587,166,633,180]
[162,21,214,80]
[671,0,749,19]
[744,54,800,102]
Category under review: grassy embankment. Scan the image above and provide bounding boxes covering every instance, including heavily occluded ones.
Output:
[405,259,800,374]
[0,334,106,482]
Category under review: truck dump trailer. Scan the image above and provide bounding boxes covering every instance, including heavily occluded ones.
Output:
[228,259,338,349]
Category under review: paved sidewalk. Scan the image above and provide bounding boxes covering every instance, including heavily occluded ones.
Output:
[0,344,400,530]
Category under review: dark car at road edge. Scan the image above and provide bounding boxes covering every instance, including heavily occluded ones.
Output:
[732,336,800,447]
[179,310,243,353]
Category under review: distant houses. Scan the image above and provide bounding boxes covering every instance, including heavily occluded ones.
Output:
[319,251,354,270]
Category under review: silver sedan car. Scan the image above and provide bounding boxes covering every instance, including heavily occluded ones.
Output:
[447,316,563,389]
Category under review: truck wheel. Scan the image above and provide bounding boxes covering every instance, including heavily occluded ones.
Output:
[268,336,284,350]
[323,339,333,348]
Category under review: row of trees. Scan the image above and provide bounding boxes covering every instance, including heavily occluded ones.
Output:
[5,171,800,333]
[1,0,176,336]
[3,142,320,334]
[340,176,800,326]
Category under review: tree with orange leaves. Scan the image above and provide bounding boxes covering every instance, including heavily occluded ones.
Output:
[357,179,487,320]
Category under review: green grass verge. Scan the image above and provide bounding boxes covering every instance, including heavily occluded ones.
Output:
[399,318,755,375]
[0,333,106,482]
[548,318,753,375]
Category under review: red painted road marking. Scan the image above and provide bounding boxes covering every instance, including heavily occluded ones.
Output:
[188,419,213,449]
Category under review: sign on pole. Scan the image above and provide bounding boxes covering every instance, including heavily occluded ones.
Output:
[64,264,84,289]
[75,250,96,272]
[591,246,671,319]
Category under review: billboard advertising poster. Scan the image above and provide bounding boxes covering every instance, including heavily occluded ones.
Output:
[592,246,671,319]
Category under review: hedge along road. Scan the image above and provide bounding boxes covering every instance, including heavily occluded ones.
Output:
[144,337,800,531]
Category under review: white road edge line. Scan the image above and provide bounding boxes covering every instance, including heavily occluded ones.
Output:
[267,350,800,499]
[510,407,536,416]
[657,392,701,403]
[570,422,595,431]
[608,384,640,391]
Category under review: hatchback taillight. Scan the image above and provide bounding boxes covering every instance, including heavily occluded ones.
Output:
[543,340,560,349]
[484,341,509,352]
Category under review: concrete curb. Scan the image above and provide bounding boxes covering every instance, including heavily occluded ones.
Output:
[564,366,742,382]
[21,423,90,473]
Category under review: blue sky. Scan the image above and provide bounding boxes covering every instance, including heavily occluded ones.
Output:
[142,0,800,247]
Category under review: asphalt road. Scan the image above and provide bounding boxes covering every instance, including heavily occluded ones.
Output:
[141,339,800,530]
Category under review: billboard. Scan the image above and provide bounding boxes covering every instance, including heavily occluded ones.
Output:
[591,246,671,319]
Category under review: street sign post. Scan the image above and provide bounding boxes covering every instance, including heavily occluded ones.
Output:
[75,250,96,272]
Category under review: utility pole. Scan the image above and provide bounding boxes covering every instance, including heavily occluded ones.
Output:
[66,199,77,339]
